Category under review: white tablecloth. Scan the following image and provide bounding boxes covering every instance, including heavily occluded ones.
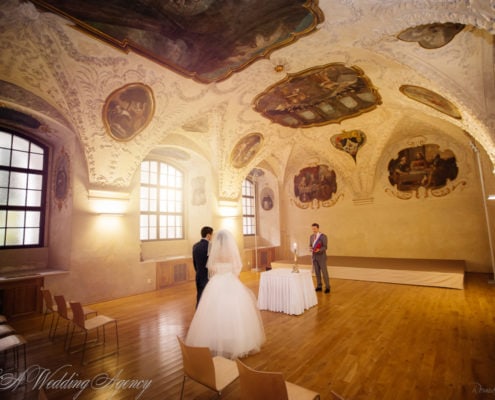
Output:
[257,268,317,315]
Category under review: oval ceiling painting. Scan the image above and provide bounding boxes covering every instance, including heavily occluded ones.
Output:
[231,133,264,168]
[253,63,382,128]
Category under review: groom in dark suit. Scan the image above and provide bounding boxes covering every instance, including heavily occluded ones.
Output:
[310,223,331,293]
[192,226,213,307]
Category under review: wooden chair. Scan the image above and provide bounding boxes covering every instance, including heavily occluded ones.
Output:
[40,288,61,336]
[67,301,119,365]
[177,336,239,399]
[52,295,97,345]
[236,359,320,400]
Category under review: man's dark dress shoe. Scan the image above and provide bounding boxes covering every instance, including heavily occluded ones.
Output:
[325,288,330,294]
[315,287,322,292]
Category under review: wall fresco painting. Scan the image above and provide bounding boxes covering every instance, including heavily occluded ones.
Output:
[331,130,366,160]
[400,85,461,119]
[397,23,465,49]
[293,165,341,209]
[387,144,463,199]
[254,63,381,128]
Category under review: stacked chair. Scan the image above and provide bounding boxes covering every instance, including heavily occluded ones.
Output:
[0,314,28,379]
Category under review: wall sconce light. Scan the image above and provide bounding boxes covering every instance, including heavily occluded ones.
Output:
[218,200,240,217]
[488,195,495,201]
[88,189,130,215]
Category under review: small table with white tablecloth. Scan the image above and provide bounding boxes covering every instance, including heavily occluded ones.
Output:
[257,268,317,315]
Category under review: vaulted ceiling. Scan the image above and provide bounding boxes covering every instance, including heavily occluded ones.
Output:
[0,0,494,201]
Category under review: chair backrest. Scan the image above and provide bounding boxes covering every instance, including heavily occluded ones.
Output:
[69,302,85,329]
[54,295,69,319]
[177,336,216,390]
[236,359,289,400]
[41,288,54,311]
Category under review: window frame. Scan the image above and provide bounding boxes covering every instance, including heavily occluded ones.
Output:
[0,127,49,249]
[139,159,185,241]
[242,178,257,236]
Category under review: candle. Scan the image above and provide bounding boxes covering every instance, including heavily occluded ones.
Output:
[293,242,297,252]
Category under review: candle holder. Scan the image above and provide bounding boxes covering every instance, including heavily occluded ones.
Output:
[292,249,299,273]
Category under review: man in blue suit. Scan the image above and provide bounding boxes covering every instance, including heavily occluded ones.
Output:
[192,226,213,307]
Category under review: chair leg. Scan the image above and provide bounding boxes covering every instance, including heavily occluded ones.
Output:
[180,375,186,400]
[114,321,119,351]
[48,313,56,339]
[81,331,88,365]
[41,310,47,331]
[50,315,60,340]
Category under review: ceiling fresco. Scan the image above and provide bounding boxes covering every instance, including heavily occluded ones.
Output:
[31,0,323,83]
[1,1,493,195]
[399,85,462,120]
[397,22,465,49]
[253,63,382,128]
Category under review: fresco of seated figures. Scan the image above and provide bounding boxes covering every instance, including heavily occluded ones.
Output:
[388,144,459,196]
[293,164,341,209]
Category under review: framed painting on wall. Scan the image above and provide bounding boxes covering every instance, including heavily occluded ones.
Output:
[103,83,155,141]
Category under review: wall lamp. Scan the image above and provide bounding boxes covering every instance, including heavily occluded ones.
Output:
[218,200,240,217]
[88,189,130,215]
[488,195,495,201]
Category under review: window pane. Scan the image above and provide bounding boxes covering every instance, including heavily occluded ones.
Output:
[26,190,41,206]
[28,174,42,190]
[12,136,29,151]
[29,153,44,170]
[7,211,25,227]
[6,228,23,245]
[10,172,27,188]
[0,148,11,166]
[11,150,28,168]
[31,143,44,154]
[26,211,40,227]
[0,131,12,147]
[0,188,7,205]
[24,228,39,245]
[8,189,26,206]
[150,171,157,185]
[0,170,8,187]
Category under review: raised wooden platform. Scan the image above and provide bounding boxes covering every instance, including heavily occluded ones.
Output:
[270,255,465,289]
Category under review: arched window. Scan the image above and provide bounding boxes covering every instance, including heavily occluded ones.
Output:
[242,179,256,236]
[0,129,48,248]
[140,160,184,240]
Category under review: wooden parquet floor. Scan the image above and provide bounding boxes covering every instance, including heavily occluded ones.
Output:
[2,272,495,400]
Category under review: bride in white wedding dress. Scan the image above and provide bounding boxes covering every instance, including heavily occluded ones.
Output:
[185,229,265,359]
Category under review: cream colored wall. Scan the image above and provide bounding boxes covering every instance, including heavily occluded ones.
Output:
[40,144,256,304]
[281,143,493,273]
